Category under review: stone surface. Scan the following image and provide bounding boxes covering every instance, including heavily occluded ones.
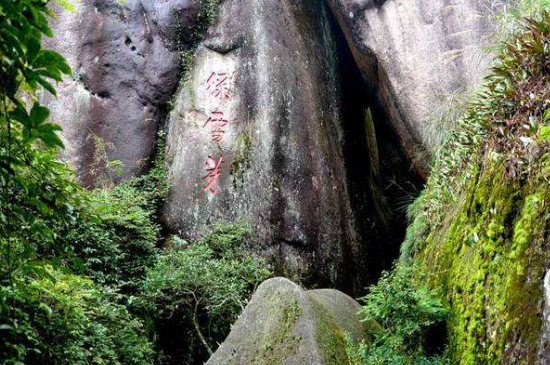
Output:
[205,277,369,365]
[43,0,199,186]
[540,270,550,363]
[163,0,388,292]
[327,0,502,174]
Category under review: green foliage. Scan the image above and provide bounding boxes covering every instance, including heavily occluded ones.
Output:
[403,11,550,258]
[346,264,448,365]
[0,267,154,365]
[0,4,89,363]
[496,0,550,43]
[0,3,161,365]
[63,183,161,292]
[0,0,72,99]
[403,10,550,365]
[64,133,168,291]
[359,265,448,347]
[139,224,272,365]
[0,0,78,280]
[88,132,124,188]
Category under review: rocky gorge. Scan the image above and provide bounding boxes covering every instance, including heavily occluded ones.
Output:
[10,0,550,364]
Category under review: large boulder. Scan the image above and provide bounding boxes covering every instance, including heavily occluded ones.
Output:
[327,0,502,174]
[163,0,388,291]
[205,277,369,365]
[43,0,199,186]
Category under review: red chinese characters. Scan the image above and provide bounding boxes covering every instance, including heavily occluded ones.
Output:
[205,71,231,100]
[200,69,236,195]
[202,154,224,195]
[203,111,229,143]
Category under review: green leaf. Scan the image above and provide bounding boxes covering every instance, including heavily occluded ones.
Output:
[38,302,53,316]
[9,104,30,125]
[25,28,42,62]
[36,77,57,96]
[29,6,53,37]
[30,103,50,126]
[35,50,72,75]
[35,123,64,148]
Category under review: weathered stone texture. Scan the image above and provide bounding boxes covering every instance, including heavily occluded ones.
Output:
[205,277,369,365]
[44,0,199,185]
[163,0,381,291]
[327,0,502,173]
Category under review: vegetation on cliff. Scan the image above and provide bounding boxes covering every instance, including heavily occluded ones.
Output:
[139,226,271,365]
[401,10,550,365]
[346,264,449,365]
[345,5,550,365]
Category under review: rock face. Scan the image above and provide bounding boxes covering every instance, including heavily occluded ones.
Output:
[43,0,199,186]
[327,0,501,174]
[164,0,386,291]
[205,277,369,365]
[42,0,501,292]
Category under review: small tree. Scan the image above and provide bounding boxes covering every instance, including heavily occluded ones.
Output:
[139,225,272,365]
[347,264,449,365]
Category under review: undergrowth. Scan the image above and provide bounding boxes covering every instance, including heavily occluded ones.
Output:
[346,264,449,365]
[404,11,550,258]
[139,225,272,365]
[495,0,550,45]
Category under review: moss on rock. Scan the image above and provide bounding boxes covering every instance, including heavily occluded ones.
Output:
[404,12,550,365]
[205,278,370,365]
[418,155,550,365]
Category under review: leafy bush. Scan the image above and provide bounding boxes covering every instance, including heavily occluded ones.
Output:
[346,264,448,365]
[0,0,79,286]
[0,267,155,365]
[139,224,272,365]
[57,130,169,293]
[63,180,163,292]
[0,3,162,364]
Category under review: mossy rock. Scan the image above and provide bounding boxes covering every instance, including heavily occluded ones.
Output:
[205,277,370,365]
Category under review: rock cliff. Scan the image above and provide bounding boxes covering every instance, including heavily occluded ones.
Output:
[43,0,503,292]
[43,0,198,186]
[163,0,387,292]
[40,1,550,364]
[327,0,501,174]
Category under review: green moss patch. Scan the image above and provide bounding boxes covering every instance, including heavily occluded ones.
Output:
[418,155,550,365]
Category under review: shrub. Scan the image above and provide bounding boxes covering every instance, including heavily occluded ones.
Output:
[346,264,448,365]
[0,267,155,365]
[139,224,272,365]
[61,136,168,293]
[63,183,162,293]
[0,2,161,364]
